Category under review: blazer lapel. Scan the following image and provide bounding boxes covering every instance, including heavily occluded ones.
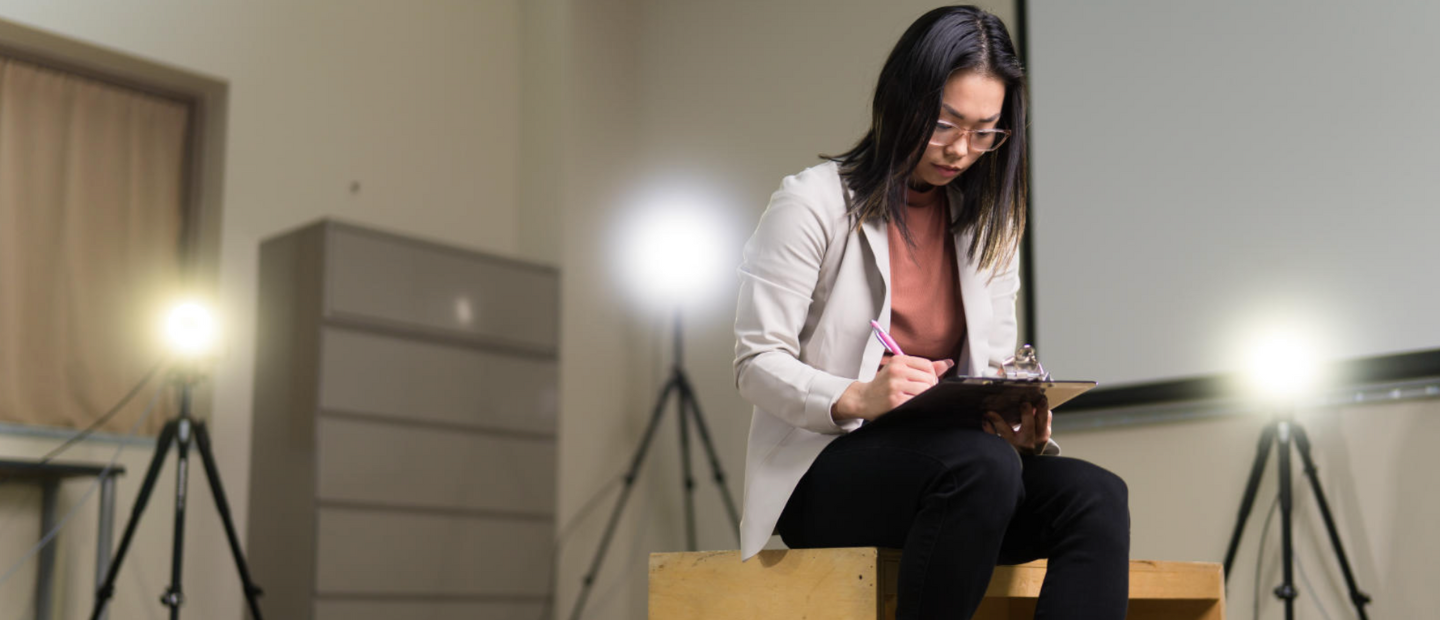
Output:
[858,217,890,382]
[860,217,890,295]
[951,200,994,377]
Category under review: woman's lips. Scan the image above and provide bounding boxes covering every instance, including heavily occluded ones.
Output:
[933,163,961,177]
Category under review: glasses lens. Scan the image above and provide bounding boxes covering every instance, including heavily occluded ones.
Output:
[929,127,1010,151]
[929,123,957,146]
[972,130,1008,152]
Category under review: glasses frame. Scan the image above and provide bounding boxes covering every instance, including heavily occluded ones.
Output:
[927,121,1013,153]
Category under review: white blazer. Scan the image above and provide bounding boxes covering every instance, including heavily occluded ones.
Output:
[732,161,1057,561]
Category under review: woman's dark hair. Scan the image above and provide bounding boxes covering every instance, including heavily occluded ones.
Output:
[826,5,1028,271]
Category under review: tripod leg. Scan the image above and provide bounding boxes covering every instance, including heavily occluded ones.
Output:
[1275,421,1298,620]
[163,419,194,619]
[90,420,178,620]
[674,373,742,537]
[193,422,266,619]
[1292,424,1371,619]
[567,378,680,620]
[675,368,698,551]
[1224,422,1276,581]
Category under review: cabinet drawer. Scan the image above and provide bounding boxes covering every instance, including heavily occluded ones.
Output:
[317,416,555,514]
[319,327,557,435]
[315,508,552,595]
[325,225,558,351]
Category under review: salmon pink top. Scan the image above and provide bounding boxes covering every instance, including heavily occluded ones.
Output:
[882,186,966,367]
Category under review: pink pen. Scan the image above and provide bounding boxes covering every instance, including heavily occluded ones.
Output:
[869,320,905,356]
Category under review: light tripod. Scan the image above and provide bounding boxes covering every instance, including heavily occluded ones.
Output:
[567,313,741,620]
[1223,408,1371,620]
[90,366,264,620]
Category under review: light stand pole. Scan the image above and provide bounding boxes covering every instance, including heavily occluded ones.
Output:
[1223,407,1371,620]
[90,367,264,620]
[566,311,741,620]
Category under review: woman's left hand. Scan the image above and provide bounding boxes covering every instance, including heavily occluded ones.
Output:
[982,396,1051,455]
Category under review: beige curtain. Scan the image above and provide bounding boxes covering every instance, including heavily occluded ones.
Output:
[0,56,190,435]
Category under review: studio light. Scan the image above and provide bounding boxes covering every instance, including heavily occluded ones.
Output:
[1223,326,1371,619]
[163,301,218,358]
[614,185,735,314]
[1245,330,1319,401]
[94,299,265,619]
[572,182,742,620]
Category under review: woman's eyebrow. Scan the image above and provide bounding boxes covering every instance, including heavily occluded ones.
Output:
[942,103,1001,123]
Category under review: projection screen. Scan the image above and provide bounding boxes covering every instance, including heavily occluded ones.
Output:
[1025,0,1439,388]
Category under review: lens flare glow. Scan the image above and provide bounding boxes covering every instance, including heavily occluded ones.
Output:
[1246,329,1320,400]
[617,199,733,312]
[164,301,218,357]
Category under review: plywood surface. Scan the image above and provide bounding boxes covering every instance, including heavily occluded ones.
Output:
[650,548,899,620]
[650,549,1224,620]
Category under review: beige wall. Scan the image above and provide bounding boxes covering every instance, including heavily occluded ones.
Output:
[551,0,650,617]
[0,1,525,618]
[1059,398,1438,618]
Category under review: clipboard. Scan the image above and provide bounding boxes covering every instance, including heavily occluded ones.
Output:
[882,376,1098,427]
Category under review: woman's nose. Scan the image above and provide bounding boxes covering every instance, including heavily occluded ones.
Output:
[945,134,969,159]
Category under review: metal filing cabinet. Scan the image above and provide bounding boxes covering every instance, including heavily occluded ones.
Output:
[248,220,559,619]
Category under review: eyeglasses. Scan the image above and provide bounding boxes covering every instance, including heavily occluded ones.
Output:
[928,121,1012,152]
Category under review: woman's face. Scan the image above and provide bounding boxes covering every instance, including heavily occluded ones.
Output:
[910,71,1007,189]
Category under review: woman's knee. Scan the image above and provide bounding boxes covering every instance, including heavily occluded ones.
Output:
[1070,462,1130,542]
[978,434,1026,487]
[937,433,1026,511]
[1090,464,1129,516]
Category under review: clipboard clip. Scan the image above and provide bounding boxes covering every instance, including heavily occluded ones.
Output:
[1001,344,1050,381]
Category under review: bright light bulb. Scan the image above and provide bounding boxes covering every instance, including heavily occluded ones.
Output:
[164,301,218,357]
[1247,330,1319,400]
[620,207,728,309]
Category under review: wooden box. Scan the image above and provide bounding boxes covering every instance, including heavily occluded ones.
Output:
[650,548,1224,620]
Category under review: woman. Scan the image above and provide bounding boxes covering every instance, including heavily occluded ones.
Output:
[732,6,1129,618]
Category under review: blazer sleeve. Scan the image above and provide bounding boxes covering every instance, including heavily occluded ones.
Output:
[987,252,1061,456]
[733,185,861,436]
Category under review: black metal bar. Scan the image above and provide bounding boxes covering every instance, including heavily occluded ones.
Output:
[567,314,741,619]
[567,378,679,620]
[194,421,265,619]
[673,309,697,553]
[90,421,178,620]
[676,367,697,551]
[1292,424,1371,619]
[1224,422,1276,581]
[1274,421,1297,620]
[90,378,268,619]
[1065,348,1440,413]
[1016,0,1038,347]
[673,312,683,367]
[162,417,192,618]
[676,374,742,536]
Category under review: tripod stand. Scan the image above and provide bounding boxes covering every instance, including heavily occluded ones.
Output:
[567,314,741,620]
[90,369,264,620]
[1223,409,1371,620]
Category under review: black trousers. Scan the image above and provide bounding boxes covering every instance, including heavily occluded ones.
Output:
[777,408,1130,620]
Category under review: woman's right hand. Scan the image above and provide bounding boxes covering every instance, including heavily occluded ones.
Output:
[832,356,954,422]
